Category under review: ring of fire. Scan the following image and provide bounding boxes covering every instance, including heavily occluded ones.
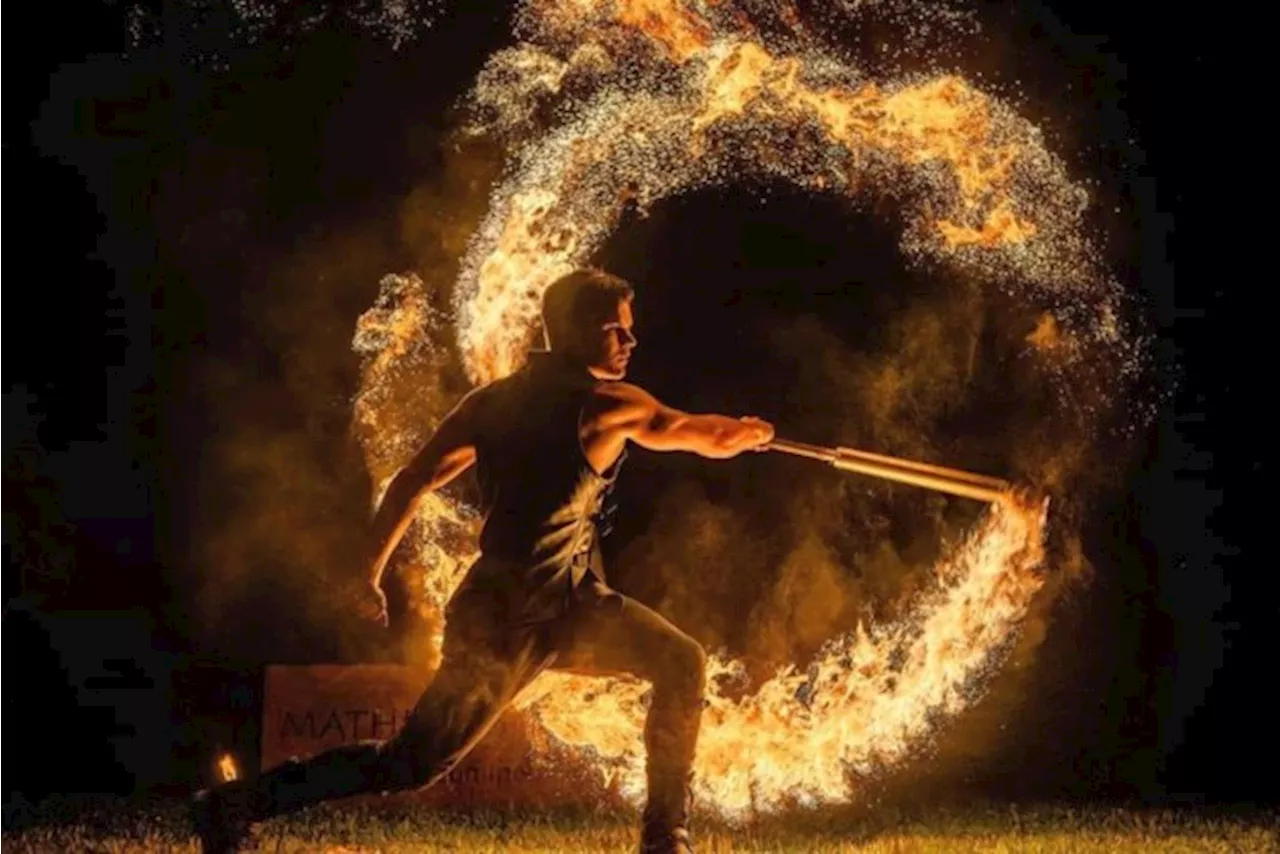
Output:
[354,1,1137,818]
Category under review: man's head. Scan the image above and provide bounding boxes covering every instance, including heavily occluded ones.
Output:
[541,268,637,380]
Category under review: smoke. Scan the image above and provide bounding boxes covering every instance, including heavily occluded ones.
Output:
[746,527,855,672]
[186,137,503,663]
[191,218,395,661]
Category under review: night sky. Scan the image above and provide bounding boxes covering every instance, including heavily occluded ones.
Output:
[5,0,1271,808]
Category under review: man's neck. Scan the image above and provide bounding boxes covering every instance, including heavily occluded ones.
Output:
[529,348,594,383]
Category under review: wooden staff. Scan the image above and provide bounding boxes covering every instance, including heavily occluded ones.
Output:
[766,438,1011,504]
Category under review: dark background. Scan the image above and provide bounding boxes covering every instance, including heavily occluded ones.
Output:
[5,0,1270,809]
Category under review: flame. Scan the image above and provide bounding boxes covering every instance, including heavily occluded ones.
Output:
[1026,311,1063,351]
[619,0,714,61]
[458,14,1097,381]
[351,0,1136,816]
[514,499,1047,812]
[217,753,239,783]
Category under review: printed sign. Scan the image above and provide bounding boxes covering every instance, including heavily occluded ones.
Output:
[261,664,624,808]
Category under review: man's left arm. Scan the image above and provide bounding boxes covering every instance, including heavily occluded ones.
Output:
[364,390,480,621]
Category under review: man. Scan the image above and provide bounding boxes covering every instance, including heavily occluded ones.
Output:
[193,268,775,853]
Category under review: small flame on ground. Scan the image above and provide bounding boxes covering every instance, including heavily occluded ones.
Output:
[217,753,239,783]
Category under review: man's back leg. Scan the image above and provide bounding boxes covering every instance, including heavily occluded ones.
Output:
[192,615,550,852]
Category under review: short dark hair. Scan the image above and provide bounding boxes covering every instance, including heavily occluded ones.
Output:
[541,268,634,349]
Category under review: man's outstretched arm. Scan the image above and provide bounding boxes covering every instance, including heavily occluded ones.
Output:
[365,391,479,616]
[594,383,774,458]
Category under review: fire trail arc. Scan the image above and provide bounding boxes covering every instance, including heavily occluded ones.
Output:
[351,0,1143,816]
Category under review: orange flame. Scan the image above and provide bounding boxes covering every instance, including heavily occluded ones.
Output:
[459,17,1081,381]
[510,499,1047,812]
[217,753,238,783]
[618,0,714,62]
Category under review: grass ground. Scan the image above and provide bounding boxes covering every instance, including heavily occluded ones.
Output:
[2,796,1276,853]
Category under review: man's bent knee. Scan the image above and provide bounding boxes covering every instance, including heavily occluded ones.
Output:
[686,639,707,689]
[659,636,707,703]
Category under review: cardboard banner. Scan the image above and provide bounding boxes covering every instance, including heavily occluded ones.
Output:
[261,664,623,808]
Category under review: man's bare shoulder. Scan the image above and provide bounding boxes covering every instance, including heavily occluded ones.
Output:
[593,381,657,407]
[587,381,660,426]
[443,381,497,424]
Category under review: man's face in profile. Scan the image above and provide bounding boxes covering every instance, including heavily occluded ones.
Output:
[583,297,636,381]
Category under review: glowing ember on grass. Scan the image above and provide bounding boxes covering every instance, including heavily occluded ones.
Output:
[350,0,1141,817]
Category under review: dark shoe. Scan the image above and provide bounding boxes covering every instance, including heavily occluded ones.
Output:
[190,783,256,853]
[640,825,694,854]
[641,769,695,854]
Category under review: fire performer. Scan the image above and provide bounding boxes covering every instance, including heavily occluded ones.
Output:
[193,268,775,854]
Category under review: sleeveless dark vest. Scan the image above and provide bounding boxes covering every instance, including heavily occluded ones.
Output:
[465,351,624,620]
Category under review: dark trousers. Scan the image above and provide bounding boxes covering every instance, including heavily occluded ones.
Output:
[251,573,707,830]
